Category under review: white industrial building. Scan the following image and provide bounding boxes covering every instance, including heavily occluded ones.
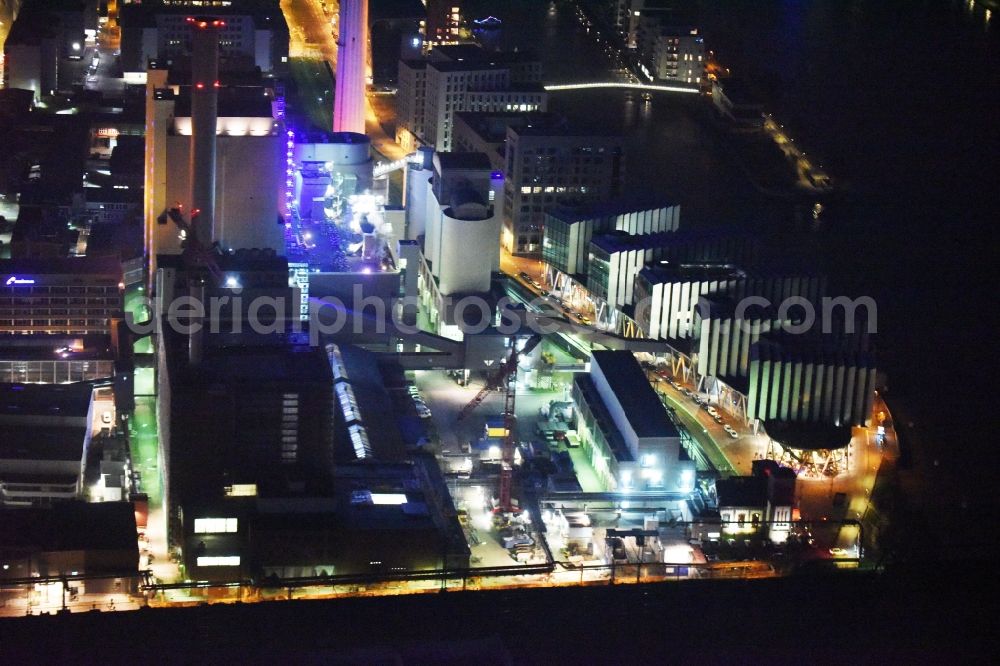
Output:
[571,350,694,492]
[542,200,681,279]
[694,295,782,380]
[633,262,826,341]
[714,460,796,543]
[143,63,284,277]
[406,151,502,338]
[747,336,877,427]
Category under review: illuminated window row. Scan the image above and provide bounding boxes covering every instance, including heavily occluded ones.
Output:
[197,556,240,567]
[326,344,348,380]
[349,424,373,459]
[224,484,257,497]
[336,382,361,423]
[193,517,238,533]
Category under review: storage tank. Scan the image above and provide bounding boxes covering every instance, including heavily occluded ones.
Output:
[423,175,441,276]
[405,146,434,240]
[437,211,496,296]
[432,180,495,295]
[292,132,373,209]
[327,132,372,169]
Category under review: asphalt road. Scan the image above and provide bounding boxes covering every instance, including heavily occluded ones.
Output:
[282,0,338,62]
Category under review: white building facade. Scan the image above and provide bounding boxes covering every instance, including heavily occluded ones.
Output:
[571,350,694,492]
[633,263,826,341]
[543,201,681,278]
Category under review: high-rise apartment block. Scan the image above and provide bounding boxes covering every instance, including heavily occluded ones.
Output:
[424,0,462,45]
[396,45,547,153]
[503,120,624,256]
[638,23,704,85]
[615,0,704,85]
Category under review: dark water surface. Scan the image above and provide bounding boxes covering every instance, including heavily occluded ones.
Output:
[467,2,999,498]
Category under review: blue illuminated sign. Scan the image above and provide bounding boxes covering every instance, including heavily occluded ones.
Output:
[5,276,36,286]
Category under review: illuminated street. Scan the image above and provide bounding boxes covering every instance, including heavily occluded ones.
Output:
[763,115,832,192]
[282,0,405,162]
[282,0,338,61]
[0,0,16,84]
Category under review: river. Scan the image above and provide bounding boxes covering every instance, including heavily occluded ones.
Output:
[464,0,1000,503]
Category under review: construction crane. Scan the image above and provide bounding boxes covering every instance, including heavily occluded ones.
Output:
[457,334,542,512]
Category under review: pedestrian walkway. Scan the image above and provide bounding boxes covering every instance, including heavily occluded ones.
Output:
[129,396,178,582]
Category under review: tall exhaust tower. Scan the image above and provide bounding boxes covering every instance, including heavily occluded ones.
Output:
[188,16,223,243]
[333,0,368,134]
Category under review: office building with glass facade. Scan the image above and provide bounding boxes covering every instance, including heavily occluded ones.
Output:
[542,200,680,278]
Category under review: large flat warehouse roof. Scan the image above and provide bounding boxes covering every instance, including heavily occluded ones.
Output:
[591,350,678,439]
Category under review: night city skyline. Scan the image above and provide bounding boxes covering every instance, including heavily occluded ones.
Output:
[0,0,996,661]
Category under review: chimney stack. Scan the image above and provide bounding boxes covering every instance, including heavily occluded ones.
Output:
[188,284,206,366]
[188,16,223,243]
[333,0,368,134]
